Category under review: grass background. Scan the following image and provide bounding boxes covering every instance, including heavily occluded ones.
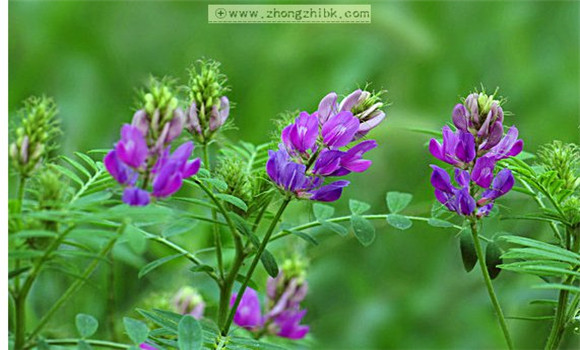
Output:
[9,0,580,348]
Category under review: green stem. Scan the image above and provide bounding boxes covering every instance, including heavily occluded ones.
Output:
[544,225,580,350]
[470,220,514,350]
[25,339,129,349]
[270,214,464,242]
[221,197,291,336]
[203,143,225,280]
[13,176,27,350]
[26,235,120,343]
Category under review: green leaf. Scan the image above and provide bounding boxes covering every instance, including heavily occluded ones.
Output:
[500,236,580,262]
[162,218,198,238]
[386,214,412,230]
[313,203,334,220]
[349,199,371,214]
[286,230,318,245]
[13,230,58,239]
[77,340,93,350]
[459,228,477,272]
[139,253,184,279]
[123,317,149,344]
[532,283,580,294]
[386,192,413,213]
[178,315,203,350]
[485,241,503,279]
[351,215,375,246]
[189,265,215,274]
[215,194,248,212]
[427,218,454,228]
[124,225,147,254]
[75,313,99,338]
[260,249,279,277]
[321,221,348,236]
[235,274,258,290]
[201,178,227,192]
[9,266,31,279]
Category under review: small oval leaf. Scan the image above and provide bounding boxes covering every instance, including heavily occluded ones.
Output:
[215,194,248,212]
[386,192,413,213]
[485,241,503,279]
[178,315,203,350]
[260,249,279,277]
[427,218,454,228]
[313,203,334,220]
[386,214,412,230]
[459,228,477,273]
[123,317,149,344]
[351,215,376,246]
[349,199,371,215]
[75,313,98,338]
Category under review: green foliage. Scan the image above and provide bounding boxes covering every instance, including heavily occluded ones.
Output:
[459,228,477,273]
[349,199,371,215]
[123,317,149,345]
[351,215,376,246]
[386,192,413,213]
[260,249,279,278]
[386,214,412,230]
[485,241,503,279]
[75,313,99,339]
[178,316,203,350]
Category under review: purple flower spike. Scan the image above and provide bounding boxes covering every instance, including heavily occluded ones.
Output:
[321,111,359,148]
[152,161,183,198]
[209,96,230,131]
[122,187,151,206]
[116,124,149,168]
[430,165,455,193]
[139,343,158,350]
[104,150,138,186]
[429,126,475,166]
[282,112,319,153]
[230,288,263,329]
[456,188,476,216]
[317,92,338,125]
[274,309,310,340]
[309,180,350,202]
[471,156,496,188]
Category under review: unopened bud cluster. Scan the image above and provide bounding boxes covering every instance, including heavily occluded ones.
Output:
[185,60,230,142]
[10,96,60,177]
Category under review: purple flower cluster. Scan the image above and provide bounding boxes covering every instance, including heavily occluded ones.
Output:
[267,90,385,202]
[105,109,200,206]
[429,93,523,217]
[230,271,309,340]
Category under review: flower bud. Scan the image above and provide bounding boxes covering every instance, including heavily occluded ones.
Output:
[172,287,205,319]
[131,109,150,137]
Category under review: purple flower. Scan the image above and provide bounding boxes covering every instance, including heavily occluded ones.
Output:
[331,140,377,176]
[266,147,318,195]
[104,150,138,186]
[452,104,469,131]
[312,149,342,176]
[321,111,359,148]
[122,187,150,206]
[316,92,338,125]
[172,287,205,320]
[309,180,350,202]
[486,126,524,161]
[479,168,515,204]
[139,344,158,350]
[185,102,202,134]
[274,309,310,340]
[209,96,230,131]
[230,288,263,329]
[430,165,475,216]
[282,112,319,154]
[152,142,200,198]
[471,156,496,188]
[131,109,149,137]
[116,124,149,168]
[429,126,475,166]
[338,89,363,112]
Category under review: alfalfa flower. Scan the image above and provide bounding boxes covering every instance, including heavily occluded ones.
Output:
[104,80,200,206]
[429,90,522,217]
[266,89,386,203]
[185,59,230,142]
[10,96,60,177]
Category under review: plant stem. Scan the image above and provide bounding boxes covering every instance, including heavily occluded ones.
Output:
[13,176,27,350]
[26,235,120,343]
[470,220,514,350]
[25,338,129,349]
[544,225,580,350]
[221,197,291,336]
[203,143,225,280]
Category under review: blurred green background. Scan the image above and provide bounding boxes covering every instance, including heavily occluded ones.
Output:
[9,0,580,349]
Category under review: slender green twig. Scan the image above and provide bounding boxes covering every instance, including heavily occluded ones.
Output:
[26,233,122,343]
[470,219,514,350]
[202,143,225,280]
[222,197,291,336]
[25,338,129,349]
